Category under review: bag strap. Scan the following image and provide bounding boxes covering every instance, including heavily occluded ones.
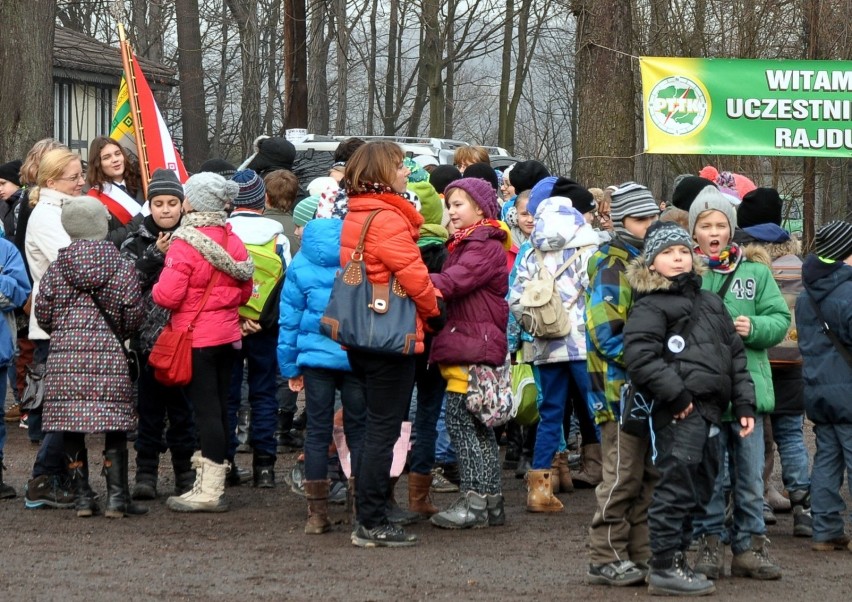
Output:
[534,245,593,281]
[188,226,231,328]
[352,210,382,260]
[808,293,852,369]
[716,266,738,298]
[88,292,133,360]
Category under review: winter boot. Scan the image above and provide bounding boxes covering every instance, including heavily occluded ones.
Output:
[225,457,252,487]
[166,453,229,513]
[103,449,149,518]
[572,443,603,489]
[276,410,304,452]
[515,454,531,479]
[550,456,562,493]
[694,533,724,580]
[430,491,489,529]
[346,477,357,525]
[387,476,419,526]
[304,480,331,534]
[503,420,523,470]
[407,472,438,518]
[0,463,16,499]
[554,451,574,493]
[790,489,813,538]
[486,493,505,526]
[172,450,196,496]
[765,485,791,513]
[526,469,564,512]
[253,452,276,488]
[730,535,782,580]
[648,551,715,596]
[131,451,159,500]
[67,449,97,517]
[236,407,252,453]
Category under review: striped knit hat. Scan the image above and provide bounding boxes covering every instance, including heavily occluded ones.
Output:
[643,220,693,267]
[610,181,660,226]
[293,195,320,227]
[147,168,184,201]
[231,169,266,210]
[814,220,852,261]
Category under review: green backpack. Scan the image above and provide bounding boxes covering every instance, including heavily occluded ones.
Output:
[239,238,284,321]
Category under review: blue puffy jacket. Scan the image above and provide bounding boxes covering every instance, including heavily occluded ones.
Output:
[277,219,350,377]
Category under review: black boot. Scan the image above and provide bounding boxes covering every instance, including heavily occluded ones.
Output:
[253,453,276,488]
[226,456,252,487]
[0,462,16,499]
[648,551,715,596]
[275,410,304,452]
[386,476,419,526]
[503,420,523,470]
[103,449,148,518]
[132,451,159,500]
[236,407,252,453]
[67,450,97,517]
[172,450,196,496]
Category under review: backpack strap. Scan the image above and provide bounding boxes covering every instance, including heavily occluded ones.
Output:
[534,245,594,280]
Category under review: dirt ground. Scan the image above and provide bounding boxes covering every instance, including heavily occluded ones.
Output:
[1,422,850,602]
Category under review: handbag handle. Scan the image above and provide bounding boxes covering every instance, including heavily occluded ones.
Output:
[351,210,382,261]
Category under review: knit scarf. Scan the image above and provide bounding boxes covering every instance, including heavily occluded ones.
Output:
[694,242,742,273]
[613,228,644,252]
[348,181,407,200]
[447,219,501,253]
[172,212,254,281]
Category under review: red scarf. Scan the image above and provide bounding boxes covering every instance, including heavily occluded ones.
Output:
[447,218,502,253]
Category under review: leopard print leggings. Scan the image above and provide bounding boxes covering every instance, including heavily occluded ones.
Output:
[445,392,502,495]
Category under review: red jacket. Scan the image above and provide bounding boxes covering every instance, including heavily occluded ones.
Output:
[340,192,440,354]
[152,224,252,348]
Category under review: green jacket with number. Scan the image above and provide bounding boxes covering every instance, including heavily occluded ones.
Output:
[698,244,790,417]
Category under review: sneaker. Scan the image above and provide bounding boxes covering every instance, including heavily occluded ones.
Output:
[793,505,813,538]
[430,467,459,493]
[24,475,75,509]
[694,534,724,580]
[19,413,28,429]
[648,552,715,596]
[225,463,252,487]
[730,535,782,580]
[328,479,347,504]
[811,535,851,551]
[587,560,646,586]
[4,402,21,422]
[430,491,488,529]
[763,500,777,525]
[351,522,418,548]
[282,459,306,496]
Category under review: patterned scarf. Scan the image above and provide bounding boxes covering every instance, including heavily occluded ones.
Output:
[172,212,254,281]
[447,218,502,253]
[348,181,406,199]
[694,241,742,273]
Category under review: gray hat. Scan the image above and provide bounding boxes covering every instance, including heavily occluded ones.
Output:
[147,168,184,201]
[688,185,738,235]
[183,172,239,213]
[61,196,109,241]
[814,220,852,262]
[643,221,693,267]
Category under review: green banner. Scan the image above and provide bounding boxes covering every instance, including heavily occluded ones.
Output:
[640,57,852,157]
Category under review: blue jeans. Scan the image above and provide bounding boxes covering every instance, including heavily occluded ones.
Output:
[302,367,366,481]
[693,418,765,555]
[408,352,446,475]
[770,413,810,493]
[228,330,279,458]
[811,423,852,542]
[435,396,456,464]
[533,361,597,470]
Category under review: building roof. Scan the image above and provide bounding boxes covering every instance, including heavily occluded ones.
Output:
[53,26,178,89]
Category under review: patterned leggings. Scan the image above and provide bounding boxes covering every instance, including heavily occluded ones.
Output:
[445,392,501,495]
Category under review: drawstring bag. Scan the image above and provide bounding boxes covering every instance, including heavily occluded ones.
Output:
[334,421,412,479]
[511,352,539,426]
[466,357,515,428]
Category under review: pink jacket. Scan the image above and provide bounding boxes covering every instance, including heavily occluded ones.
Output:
[152,224,252,348]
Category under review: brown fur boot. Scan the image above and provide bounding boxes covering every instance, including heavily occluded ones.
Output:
[407,472,438,518]
[304,480,331,534]
[526,469,563,512]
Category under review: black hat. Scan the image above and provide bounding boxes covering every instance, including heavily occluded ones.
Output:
[738,187,783,228]
[551,177,595,215]
[147,168,185,201]
[509,160,550,194]
[462,162,499,192]
[671,176,716,211]
[247,136,296,175]
[814,220,852,262]
[0,160,22,187]
[199,158,237,179]
[430,165,462,195]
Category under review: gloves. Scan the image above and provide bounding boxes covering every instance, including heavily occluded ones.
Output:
[425,297,447,333]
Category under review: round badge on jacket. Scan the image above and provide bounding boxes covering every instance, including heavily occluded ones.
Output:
[667,335,686,354]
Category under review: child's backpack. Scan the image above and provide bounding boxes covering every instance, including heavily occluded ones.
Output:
[239,238,284,322]
[519,248,587,339]
[769,254,804,365]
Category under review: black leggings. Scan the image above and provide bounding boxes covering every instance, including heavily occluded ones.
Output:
[185,345,235,464]
[63,431,128,457]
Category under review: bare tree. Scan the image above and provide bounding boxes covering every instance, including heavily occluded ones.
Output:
[307,0,331,133]
[175,0,210,169]
[226,0,262,154]
[283,0,308,129]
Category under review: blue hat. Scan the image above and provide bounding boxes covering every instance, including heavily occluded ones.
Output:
[232,169,266,210]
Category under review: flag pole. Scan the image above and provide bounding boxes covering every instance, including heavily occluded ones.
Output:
[118,23,150,198]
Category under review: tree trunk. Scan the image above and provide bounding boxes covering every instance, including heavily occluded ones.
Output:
[382,0,400,134]
[505,0,532,154]
[0,3,56,161]
[307,0,330,134]
[497,0,514,149]
[801,0,820,249]
[333,0,349,134]
[283,0,308,129]
[175,0,210,171]
[211,2,230,159]
[443,0,456,138]
[227,0,262,155]
[572,0,635,186]
[263,0,282,135]
[366,0,378,135]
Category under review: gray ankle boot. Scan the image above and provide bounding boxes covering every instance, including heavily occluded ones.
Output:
[648,552,716,596]
[430,491,488,529]
[486,493,505,526]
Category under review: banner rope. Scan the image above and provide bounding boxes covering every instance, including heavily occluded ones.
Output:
[575,152,646,161]
[587,42,640,60]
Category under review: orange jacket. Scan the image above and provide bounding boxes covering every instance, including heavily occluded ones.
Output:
[340,192,440,353]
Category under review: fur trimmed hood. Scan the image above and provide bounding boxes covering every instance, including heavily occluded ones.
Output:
[627,253,706,294]
[742,243,773,266]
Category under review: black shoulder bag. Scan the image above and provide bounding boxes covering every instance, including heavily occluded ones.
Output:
[89,293,141,383]
[807,293,852,370]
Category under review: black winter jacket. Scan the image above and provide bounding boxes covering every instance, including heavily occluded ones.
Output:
[623,260,756,426]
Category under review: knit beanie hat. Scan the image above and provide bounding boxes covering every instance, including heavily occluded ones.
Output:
[410,180,442,225]
[643,220,693,267]
[814,220,852,261]
[462,163,499,192]
[307,176,339,198]
[231,169,266,210]
[413,155,439,170]
[688,185,738,235]
[246,136,296,174]
[551,177,596,215]
[509,160,550,194]
[293,195,320,227]
[0,160,22,187]
[527,176,558,217]
[61,196,109,241]
[738,187,783,228]
[183,172,239,213]
[610,181,660,226]
[199,158,237,179]
[430,165,462,195]
[672,176,717,211]
[147,168,185,201]
[444,177,499,219]
[404,157,429,183]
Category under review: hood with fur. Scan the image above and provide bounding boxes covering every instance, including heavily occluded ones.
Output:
[627,254,706,295]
